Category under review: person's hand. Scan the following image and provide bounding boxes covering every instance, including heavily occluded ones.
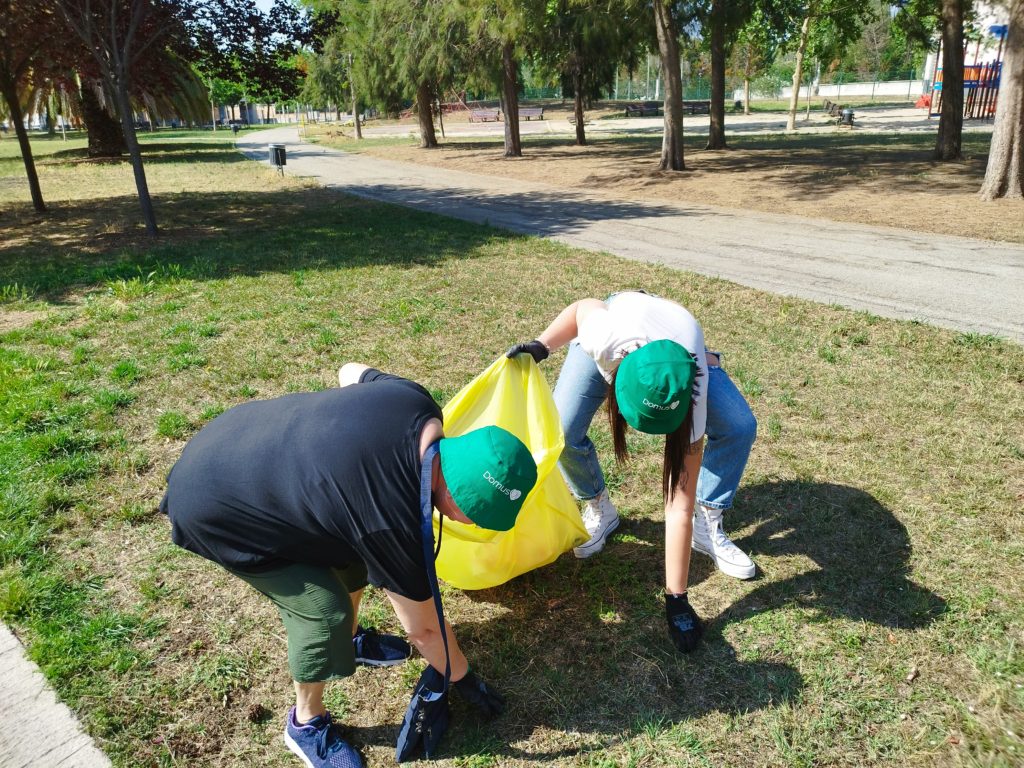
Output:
[665,592,703,653]
[453,670,505,718]
[505,340,549,364]
[395,666,450,762]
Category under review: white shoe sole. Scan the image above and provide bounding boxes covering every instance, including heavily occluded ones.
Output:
[692,538,756,580]
[574,517,620,559]
[284,730,316,768]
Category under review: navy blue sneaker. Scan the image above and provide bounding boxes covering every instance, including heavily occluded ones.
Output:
[353,624,411,667]
[284,707,362,768]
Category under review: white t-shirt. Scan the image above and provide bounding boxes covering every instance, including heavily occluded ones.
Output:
[576,292,707,441]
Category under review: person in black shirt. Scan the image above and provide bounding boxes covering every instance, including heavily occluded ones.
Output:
[161,364,537,768]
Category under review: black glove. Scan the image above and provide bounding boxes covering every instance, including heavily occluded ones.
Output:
[665,592,703,653]
[396,666,450,762]
[453,669,505,718]
[505,339,549,364]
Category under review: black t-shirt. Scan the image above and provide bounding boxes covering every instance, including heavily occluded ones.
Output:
[160,369,442,601]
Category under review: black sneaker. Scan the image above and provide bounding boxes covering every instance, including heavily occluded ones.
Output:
[353,625,411,667]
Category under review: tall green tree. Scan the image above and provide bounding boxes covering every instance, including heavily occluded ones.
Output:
[54,0,195,235]
[0,0,72,212]
[302,35,350,119]
[536,0,643,146]
[783,0,876,132]
[979,1,1023,198]
[652,0,688,169]
[730,6,786,115]
[462,0,544,157]
[895,0,974,160]
[934,0,966,159]
[308,0,465,148]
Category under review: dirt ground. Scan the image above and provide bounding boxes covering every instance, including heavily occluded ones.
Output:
[327,109,1023,244]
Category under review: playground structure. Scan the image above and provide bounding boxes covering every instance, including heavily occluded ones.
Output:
[929,24,1007,120]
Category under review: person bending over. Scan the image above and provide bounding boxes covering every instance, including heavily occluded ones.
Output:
[161,364,537,767]
[509,291,757,653]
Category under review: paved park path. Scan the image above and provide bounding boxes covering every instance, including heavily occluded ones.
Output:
[240,127,1024,343]
[0,624,111,767]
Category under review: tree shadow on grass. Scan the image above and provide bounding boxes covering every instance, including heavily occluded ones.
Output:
[35,143,251,167]
[3,149,698,305]
[0,187,516,303]
[403,480,944,763]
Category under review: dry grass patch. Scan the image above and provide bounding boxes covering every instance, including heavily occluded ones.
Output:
[312,128,1022,244]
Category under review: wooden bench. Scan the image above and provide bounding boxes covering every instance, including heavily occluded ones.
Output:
[519,107,544,120]
[682,100,710,115]
[625,101,662,117]
[469,108,500,122]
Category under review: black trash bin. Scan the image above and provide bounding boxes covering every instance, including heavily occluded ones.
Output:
[840,108,855,126]
[269,143,287,168]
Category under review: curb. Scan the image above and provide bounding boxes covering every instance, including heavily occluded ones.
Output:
[0,623,112,767]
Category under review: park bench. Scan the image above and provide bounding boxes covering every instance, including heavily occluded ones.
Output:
[625,101,662,117]
[469,108,500,122]
[519,107,545,120]
[682,100,711,115]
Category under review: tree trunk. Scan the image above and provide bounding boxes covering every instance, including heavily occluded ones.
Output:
[744,77,751,115]
[573,66,586,146]
[787,11,812,132]
[935,0,965,160]
[706,0,727,149]
[46,105,56,137]
[80,85,126,157]
[351,88,362,140]
[653,0,684,170]
[500,41,522,158]
[416,80,438,148]
[113,77,157,235]
[0,77,46,212]
[979,0,1024,198]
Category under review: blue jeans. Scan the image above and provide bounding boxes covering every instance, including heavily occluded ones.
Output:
[552,342,757,510]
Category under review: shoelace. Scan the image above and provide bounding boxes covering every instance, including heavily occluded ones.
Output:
[701,511,743,554]
[312,714,337,759]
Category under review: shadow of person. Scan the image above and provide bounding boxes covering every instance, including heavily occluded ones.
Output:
[431,525,803,763]
[715,480,947,630]
[348,482,941,761]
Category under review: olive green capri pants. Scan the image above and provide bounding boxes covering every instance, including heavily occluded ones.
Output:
[228,560,369,683]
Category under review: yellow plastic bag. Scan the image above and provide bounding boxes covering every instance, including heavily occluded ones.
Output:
[434,355,587,589]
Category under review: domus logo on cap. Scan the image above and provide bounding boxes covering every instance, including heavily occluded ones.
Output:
[482,470,523,501]
[438,426,537,531]
[615,339,696,435]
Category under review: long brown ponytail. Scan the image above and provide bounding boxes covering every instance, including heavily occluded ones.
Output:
[607,362,702,503]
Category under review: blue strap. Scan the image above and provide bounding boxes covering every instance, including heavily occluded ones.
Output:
[419,441,450,701]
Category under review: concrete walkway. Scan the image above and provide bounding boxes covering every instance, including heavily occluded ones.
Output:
[240,128,1024,343]
[0,624,111,767]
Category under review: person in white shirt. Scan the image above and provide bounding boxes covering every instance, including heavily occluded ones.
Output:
[507,291,757,652]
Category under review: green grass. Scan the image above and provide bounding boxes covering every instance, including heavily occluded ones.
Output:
[1,132,1022,767]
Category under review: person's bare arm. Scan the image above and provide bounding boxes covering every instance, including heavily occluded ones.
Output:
[386,589,470,681]
[664,441,704,595]
[338,363,371,387]
[535,298,606,353]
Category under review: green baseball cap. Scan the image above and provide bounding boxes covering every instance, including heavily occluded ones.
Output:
[614,339,696,435]
[437,426,537,531]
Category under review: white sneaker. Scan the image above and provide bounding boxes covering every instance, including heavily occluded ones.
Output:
[573,490,620,559]
[692,506,756,579]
